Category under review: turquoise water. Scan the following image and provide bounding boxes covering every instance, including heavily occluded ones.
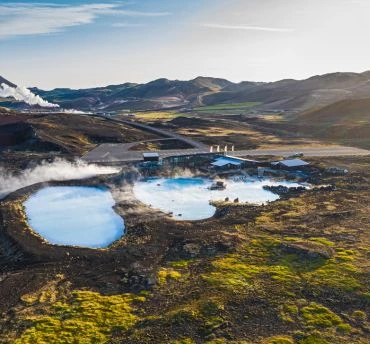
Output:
[133,177,304,221]
[24,186,125,248]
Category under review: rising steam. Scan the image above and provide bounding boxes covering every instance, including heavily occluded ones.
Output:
[0,83,59,108]
[0,159,120,199]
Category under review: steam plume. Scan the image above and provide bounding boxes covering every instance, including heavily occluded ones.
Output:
[0,159,120,199]
[0,83,59,108]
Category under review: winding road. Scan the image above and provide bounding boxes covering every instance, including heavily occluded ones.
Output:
[83,119,370,164]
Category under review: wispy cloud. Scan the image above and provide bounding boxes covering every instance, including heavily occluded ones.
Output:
[200,23,294,33]
[112,22,147,28]
[0,3,170,39]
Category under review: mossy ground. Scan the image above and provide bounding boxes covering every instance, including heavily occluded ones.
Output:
[2,157,370,343]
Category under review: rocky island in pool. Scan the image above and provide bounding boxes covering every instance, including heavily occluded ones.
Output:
[24,186,125,248]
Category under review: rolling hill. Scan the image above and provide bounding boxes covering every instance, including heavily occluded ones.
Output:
[2,71,370,114]
[251,97,370,149]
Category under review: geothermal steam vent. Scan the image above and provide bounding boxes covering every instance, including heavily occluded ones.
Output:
[24,186,125,248]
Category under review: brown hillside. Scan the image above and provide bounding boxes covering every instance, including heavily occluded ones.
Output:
[296,98,370,124]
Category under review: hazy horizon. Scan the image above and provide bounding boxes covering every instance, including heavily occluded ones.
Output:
[2,0,370,89]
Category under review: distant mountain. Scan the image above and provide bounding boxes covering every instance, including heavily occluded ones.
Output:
[201,71,370,112]
[3,71,370,112]
[30,77,235,111]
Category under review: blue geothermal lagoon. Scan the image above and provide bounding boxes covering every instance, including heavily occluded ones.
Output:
[133,177,304,221]
[24,186,125,248]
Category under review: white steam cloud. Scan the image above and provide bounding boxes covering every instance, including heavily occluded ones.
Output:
[0,159,120,199]
[0,83,59,108]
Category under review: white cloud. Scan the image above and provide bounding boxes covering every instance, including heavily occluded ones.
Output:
[200,23,294,33]
[112,10,171,17]
[112,22,147,28]
[0,3,170,39]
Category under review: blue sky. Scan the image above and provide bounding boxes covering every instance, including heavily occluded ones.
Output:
[1,0,370,89]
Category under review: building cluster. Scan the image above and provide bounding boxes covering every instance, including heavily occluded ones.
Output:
[141,151,310,174]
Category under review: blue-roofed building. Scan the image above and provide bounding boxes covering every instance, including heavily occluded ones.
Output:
[210,155,258,171]
[271,159,310,170]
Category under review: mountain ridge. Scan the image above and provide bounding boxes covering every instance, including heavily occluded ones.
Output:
[1,70,370,112]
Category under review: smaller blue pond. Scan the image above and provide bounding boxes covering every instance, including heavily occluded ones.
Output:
[133,177,305,221]
[24,186,125,248]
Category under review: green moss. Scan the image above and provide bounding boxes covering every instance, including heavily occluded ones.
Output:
[173,338,196,344]
[303,260,361,292]
[157,268,182,285]
[202,237,302,293]
[16,290,143,343]
[298,336,329,344]
[336,323,351,333]
[265,336,294,344]
[280,303,300,323]
[169,260,193,268]
[335,248,355,262]
[301,302,342,328]
[309,237,335,247]
[351,310,367,321]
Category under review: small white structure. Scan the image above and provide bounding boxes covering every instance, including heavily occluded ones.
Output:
[271,159,309,169]
[211,155,258,170]
[211,157,243,168]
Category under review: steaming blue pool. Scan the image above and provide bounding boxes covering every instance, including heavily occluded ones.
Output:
[24,186,125,248]
[133,177,304,221]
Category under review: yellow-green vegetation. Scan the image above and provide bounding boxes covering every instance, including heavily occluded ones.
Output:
[264,336,294,344]
[16,290,145,343]
[157,267,182,285]
[134,111,182,121]
[282,301,346,329]
[194,102,261,112]
[298,336,329,344]
[169,259,194,268]
[304,259,361,292]
[173,339,196,344]
[351,310,367,321]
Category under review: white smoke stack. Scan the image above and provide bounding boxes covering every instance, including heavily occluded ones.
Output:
[0,83,59,108]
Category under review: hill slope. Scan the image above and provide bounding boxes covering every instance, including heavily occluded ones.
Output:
[2,71,370,112]
[292,98,370,147]
[252,97,370,148]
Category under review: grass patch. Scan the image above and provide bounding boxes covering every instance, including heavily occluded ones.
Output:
[298,336,329,344]
[281,300,350,332]
[301,302,342,328]
[157,268,182,285]
[304,260,361,292]
[265,336,294,344]
[134,111,182,121]
[16,290,145,343]
[194,102,261,112]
